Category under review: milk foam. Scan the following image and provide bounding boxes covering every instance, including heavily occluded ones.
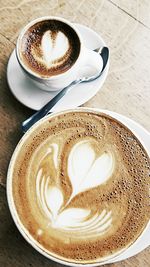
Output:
[68,140,114,199]
[12,110,150,263]
[35,140,114,237]
[32,30,69,68]
[20,20,81,77]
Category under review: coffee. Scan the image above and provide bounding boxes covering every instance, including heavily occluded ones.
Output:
[11,110,150,264]
[18,19,80,77]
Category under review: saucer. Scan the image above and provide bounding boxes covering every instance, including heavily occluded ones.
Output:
[98,110,150,264]
[7,23,109,111]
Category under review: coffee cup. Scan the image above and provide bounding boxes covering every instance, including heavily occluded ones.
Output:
[7,108,150,266]
[16,17,103,91]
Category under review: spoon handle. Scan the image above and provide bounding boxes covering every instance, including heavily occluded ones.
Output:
[22,47,109,133]
[22,79,81,133]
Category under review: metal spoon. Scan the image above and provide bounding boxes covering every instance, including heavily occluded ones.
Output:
[22,47,109,133]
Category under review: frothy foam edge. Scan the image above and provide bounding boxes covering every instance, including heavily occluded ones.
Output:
[7,109,150,266]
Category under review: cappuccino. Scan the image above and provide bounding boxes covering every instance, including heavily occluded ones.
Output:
[18,19,80,77]
[10,110,150,264]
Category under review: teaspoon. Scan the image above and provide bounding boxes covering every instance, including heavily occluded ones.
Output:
[22,47,109,133]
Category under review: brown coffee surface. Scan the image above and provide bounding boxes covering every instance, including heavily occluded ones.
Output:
[12,110,150,264]
[19,19,80,77]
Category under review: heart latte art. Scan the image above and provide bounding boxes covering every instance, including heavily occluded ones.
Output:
[19,20,80,77]
[11,111,150,264]
[33,30,70,68]
[36,141,114,235]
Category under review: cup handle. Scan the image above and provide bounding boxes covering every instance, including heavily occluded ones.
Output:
[79,47,103,77]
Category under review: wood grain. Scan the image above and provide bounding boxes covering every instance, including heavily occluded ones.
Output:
[0,0,149,266]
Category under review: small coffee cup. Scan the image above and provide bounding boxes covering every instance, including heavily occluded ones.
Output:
[16,16,103,91]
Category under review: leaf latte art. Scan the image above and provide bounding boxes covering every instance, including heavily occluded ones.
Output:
[12,111,150,264]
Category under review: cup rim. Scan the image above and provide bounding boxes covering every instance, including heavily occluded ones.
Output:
[7,107,150,266]
[16,16,82,80]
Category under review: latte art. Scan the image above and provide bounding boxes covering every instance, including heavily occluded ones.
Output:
[19,20,80,77]
[12,111,150,264]
[35,140,114,236]
[33,30,70,68]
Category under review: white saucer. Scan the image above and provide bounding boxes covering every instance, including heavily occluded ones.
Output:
[99,110,150,264]
[7,23,108,111]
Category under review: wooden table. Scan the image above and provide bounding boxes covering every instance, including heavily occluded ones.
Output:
[0,0,149,266]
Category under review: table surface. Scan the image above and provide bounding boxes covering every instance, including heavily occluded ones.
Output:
[0,0,150,266]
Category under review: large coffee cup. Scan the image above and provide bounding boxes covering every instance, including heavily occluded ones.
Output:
[16,17,103,91]
[7,108,150,266]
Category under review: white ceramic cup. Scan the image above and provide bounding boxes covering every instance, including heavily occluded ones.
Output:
[7,108,150,267]
[16,17,103,92]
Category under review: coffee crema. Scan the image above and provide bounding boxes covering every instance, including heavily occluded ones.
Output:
[11,110,150,264]
[18,19,80,77]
